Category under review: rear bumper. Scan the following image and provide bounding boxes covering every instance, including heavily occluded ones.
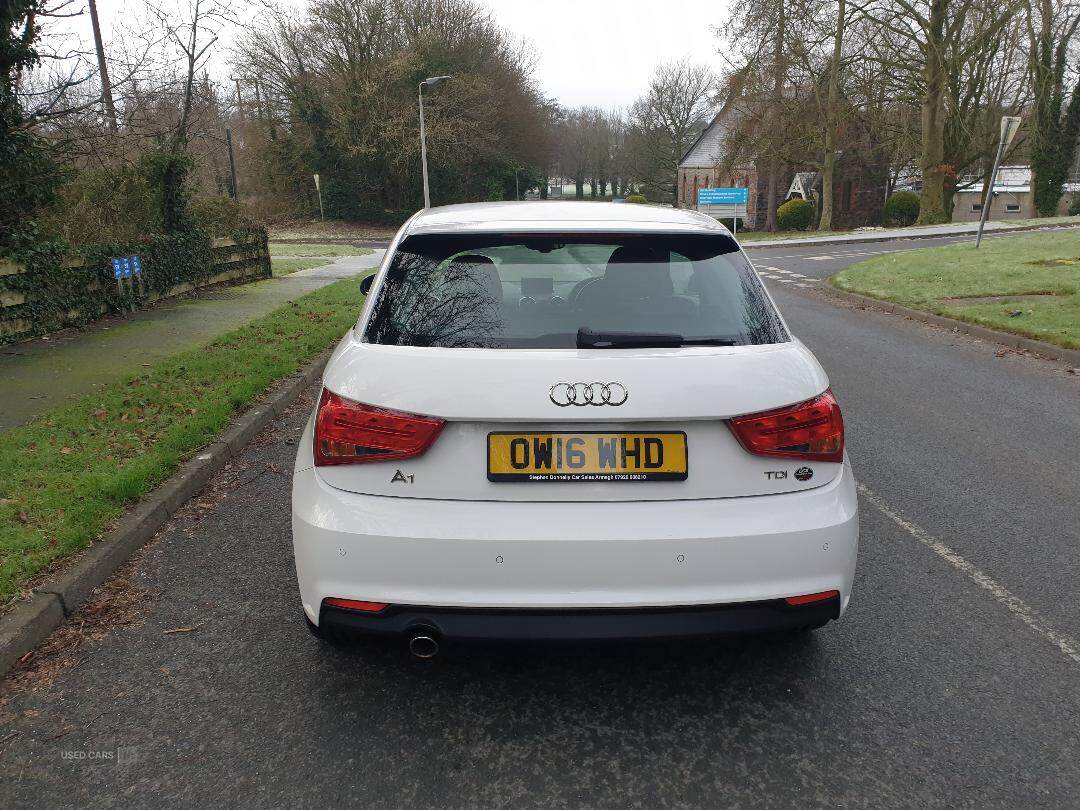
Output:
[320,596,841,642]
[291,460,859,630]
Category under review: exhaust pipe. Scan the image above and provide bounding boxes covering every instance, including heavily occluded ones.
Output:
[407,628,440,659]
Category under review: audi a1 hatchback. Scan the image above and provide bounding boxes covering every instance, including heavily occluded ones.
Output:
[291,201,858,656]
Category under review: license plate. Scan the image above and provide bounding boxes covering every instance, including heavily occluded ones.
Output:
[487,432,688,482]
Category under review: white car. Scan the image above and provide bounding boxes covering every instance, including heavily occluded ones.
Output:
[292,201,858,657]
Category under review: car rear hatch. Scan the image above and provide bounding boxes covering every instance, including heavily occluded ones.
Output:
[313,229,844,502]
[315,340,842,501]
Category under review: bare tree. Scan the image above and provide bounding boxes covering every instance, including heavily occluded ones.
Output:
[627,59,717,205]
[818,0,847,230]
[855,0,1022,223]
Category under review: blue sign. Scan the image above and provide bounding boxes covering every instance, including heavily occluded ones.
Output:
[698,187,749,205]
[110,255,143,280]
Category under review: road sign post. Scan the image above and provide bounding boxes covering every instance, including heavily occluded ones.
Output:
[313,174,324,221]
[976,115,1022,248]
[697,188,749,234]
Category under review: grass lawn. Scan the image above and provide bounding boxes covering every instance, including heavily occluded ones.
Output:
[832,229,1080,350]
[0,276,367,603]
[270,243,375,258]
[269,220,399,241]
[271,257,331,277]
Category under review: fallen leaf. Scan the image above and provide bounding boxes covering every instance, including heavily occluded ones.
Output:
[18,511,29,524]
[60,447,74,455]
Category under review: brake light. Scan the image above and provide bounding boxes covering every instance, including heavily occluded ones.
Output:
[314,389,445,466]
[728,389,844,463]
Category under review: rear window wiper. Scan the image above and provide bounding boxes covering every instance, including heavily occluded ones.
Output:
[576,327,737,348]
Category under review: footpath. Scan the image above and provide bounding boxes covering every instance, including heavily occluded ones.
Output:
[0,252,383,431]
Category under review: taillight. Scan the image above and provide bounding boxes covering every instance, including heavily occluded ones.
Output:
[313,389,445,466]
[728,389,844,463]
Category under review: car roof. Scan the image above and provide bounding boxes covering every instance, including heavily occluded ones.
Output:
[403,201,729,236]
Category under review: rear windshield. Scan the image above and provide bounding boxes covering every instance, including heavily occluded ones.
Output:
[363,232,787,349]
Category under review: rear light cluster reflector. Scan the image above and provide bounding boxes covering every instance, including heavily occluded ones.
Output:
[784,590,840,606]
[314,389,445,466]
[323,598,388,613]
[728,390,844,463]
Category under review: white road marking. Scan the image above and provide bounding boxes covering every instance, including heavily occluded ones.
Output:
[796,282,813,288]
[806,255,835,261]
[776,269,794,275]
[788,272,807,278]
[858,483,1080,667]
[778,278,797,283]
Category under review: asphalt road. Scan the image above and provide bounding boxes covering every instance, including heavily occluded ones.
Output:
[2,233,1079,807]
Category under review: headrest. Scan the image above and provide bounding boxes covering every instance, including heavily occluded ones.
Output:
[447,254,502,304]
[604,244,672,297]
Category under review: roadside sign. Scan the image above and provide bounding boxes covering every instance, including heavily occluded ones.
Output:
[111,255,145,304]
[698,187,748,205]
[697,187,749,234]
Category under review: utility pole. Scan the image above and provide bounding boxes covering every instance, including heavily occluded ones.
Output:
[88,0,118,132]
[225,128,239,200]
[234,77,245,122]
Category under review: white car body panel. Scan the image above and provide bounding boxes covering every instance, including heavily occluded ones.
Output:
[292,201,859,634]
[293,459,858,619]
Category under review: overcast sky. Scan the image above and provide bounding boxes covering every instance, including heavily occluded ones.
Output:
[484,0,728,108]
[81,0,729,110]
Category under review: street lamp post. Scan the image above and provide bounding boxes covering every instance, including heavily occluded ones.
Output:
[418,75,452,208]
[976,115,1022,248]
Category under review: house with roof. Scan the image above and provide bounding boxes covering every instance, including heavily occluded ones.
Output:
[952,166,1080,222]
[677,109,888,230]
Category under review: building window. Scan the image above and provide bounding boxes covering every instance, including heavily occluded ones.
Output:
[971,203,983,212]
[1005,203,1021,213]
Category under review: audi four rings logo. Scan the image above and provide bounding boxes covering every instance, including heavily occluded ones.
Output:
[549,382,628,407]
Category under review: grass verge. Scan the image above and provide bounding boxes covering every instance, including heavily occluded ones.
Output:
[832,229,1080,350]
[270,243,375,258]
[0,276,366,602]
[271,256,332,277]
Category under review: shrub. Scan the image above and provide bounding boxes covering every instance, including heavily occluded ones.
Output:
[882,191,920,226]
[37,164,156,247]
[625,194,647,204]
[716,217,745,232]
[190,196,266,238]
[1068,196,1080,216]
[776,198,815,231]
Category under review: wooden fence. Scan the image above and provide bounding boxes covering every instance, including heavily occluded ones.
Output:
[0,234,271,342]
